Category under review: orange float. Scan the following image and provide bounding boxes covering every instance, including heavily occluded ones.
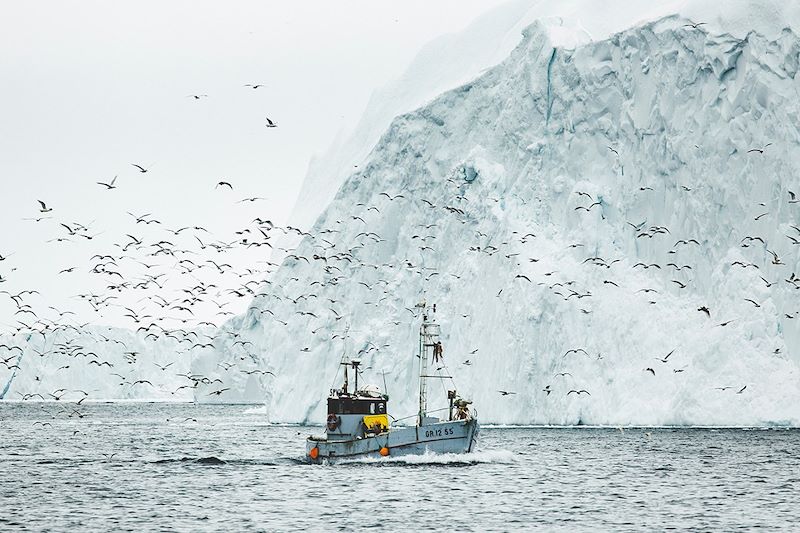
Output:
[309,447,319,460]
[379,446,390,457]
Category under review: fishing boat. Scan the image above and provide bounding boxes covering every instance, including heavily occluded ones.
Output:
[306,300,478,462]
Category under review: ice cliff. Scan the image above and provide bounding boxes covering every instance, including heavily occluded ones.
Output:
[5,6,800,426]
[224,15,800,425]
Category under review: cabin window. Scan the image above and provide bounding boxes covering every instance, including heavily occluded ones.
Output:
[370,403,376,414]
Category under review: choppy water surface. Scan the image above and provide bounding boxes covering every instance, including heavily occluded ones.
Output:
[1,403,798,531]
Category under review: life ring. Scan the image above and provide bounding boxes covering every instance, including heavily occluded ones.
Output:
[326,414,340,431]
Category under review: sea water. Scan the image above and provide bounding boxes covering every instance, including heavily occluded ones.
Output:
[1,403,798,531]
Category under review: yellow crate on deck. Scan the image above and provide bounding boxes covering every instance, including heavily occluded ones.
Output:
[363,414,388,432]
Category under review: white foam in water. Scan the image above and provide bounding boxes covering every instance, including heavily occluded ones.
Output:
[337,449,518,466]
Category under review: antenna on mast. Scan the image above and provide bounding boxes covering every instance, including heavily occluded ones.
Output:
[381,369,390,400]
[333,323,351,395]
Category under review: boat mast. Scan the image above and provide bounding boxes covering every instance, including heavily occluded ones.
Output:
[417,300,440,426]
[418,306,427,426]
[341,324,350,394]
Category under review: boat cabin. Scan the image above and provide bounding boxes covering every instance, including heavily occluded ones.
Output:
[326,390,389,438]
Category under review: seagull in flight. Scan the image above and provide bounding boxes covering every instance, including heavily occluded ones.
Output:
[655,350,675,363]
[37,200,53,213]
[747,143,772,154]
[131,163,150,173]
[265,117,277,128]
[97,176,118,190]
[216,181,233,189]
[683,21,706,29]
[379,192,405,201]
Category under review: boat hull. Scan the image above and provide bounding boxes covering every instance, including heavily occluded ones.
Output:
[306,418,479,463]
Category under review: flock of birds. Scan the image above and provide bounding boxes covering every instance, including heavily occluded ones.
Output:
[494,141,799,399]
[2,173,297,402]
[0,73,308,412]
[1,20,797,426]
[0,149,800,408]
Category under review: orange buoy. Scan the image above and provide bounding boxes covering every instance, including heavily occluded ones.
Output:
[379,446,390,457]
[309,447,319,460]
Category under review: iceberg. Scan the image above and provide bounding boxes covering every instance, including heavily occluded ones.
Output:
[4,1,800,426]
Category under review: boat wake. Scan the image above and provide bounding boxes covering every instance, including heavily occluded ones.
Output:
[324,449,516,467]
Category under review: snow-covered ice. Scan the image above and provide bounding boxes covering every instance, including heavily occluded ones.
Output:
[4,1,800,426]
[245,12,800,426]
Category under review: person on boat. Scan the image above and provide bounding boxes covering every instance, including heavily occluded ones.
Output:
[433,341,443,362]
[454,398,471,420]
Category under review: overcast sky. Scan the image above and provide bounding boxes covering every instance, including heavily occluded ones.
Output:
[0,0,509,329]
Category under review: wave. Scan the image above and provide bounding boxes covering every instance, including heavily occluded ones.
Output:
[327,449,517,467]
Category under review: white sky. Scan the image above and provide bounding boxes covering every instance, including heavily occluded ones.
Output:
[0,0,509,329]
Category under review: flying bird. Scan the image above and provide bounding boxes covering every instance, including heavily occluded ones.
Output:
[96,176,118,190]
[379,192,405,201]
[683,21,706,29]
[655,350,675,363]
[747,143,772,154]
[216,181,233,189]
[131,163,150,173]
[37,200,53,213]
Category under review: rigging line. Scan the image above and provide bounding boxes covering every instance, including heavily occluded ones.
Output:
[393,406,450,424]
